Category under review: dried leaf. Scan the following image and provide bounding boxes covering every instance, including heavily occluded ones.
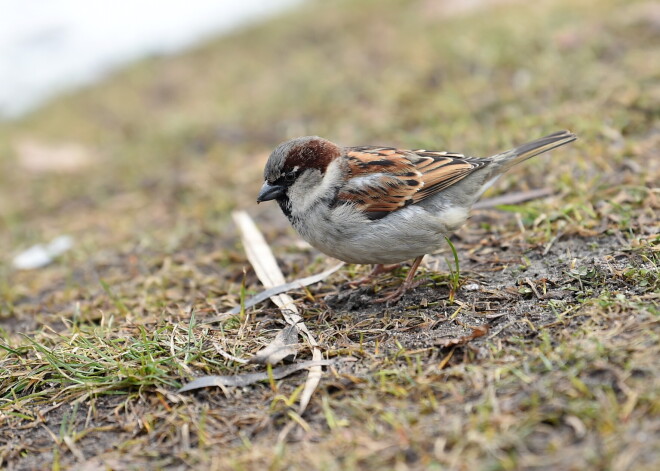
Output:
[250,324,300,365]
[299,346,324,413]
[218,262,344,316]
[178,360,333,392]
[434,325,489,348]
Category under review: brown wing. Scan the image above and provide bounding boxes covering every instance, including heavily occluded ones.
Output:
[337,147,489,219]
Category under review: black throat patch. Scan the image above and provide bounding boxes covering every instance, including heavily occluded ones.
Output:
[277,196,293,220]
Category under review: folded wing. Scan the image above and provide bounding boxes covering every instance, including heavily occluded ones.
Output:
[337,147,489,220]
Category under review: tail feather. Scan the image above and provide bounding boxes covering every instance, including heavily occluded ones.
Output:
[472,130,577,201]
[490,130,577,174]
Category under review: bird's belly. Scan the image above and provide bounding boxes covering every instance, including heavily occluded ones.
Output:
[312,235,445,264]
[292,205,467,264]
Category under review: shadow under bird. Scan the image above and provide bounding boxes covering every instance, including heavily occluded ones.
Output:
[257,130,577,303]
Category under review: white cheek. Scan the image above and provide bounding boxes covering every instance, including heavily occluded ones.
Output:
[290,161,342,214]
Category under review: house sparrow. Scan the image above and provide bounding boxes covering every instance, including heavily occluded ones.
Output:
[257,130,577,303]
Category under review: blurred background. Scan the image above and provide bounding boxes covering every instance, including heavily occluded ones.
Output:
[0,0,304,118]
[0,0,657,315]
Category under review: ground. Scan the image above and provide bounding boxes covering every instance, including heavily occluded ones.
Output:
[0,0,658,469]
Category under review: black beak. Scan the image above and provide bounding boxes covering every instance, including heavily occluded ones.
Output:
[256,181,286,203]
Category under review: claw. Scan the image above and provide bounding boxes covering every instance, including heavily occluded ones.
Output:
[373,255,424,305]
[347,263,399,288]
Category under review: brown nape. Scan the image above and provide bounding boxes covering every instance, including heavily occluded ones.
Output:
[284,138,341,173]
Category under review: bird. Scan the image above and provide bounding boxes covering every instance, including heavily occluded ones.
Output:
[257,130,577,303]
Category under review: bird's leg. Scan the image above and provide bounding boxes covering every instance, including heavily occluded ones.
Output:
[375,255,425,304]
[348,263,399,288]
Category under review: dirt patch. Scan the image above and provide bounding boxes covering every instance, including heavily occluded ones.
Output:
[3,229,656,470]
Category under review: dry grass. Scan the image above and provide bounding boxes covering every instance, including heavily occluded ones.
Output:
[0,0,658,469]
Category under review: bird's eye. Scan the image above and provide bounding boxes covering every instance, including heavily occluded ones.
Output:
[284,171,297,183]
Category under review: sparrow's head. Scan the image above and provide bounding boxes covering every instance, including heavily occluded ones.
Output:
[257,136,341,205]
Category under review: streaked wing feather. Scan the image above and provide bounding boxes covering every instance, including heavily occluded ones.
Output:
[411,159,479,201]
[338,147,489,218]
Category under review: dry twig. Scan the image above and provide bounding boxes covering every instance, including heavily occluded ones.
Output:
[231,211,325,414]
